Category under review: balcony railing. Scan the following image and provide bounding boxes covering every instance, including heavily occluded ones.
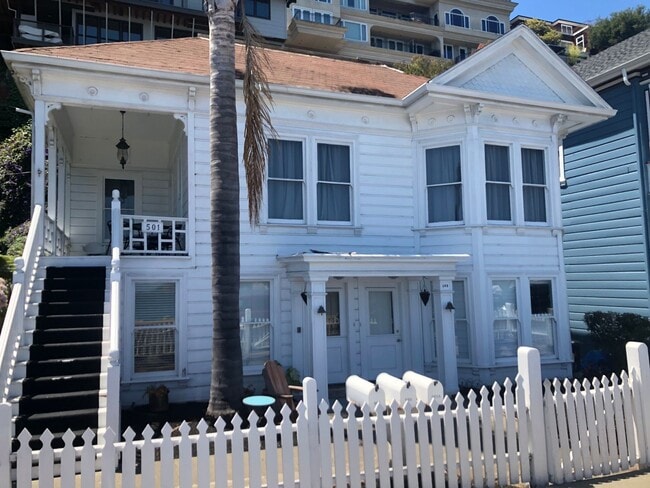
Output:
[121,215,188,255]
[368,8,436,26]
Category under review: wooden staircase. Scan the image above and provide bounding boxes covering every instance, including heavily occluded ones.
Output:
[13,266,107,447]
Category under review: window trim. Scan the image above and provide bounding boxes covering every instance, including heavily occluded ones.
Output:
[491,277,521,361]
[521,147,548,224]
[241,276,277,376]
[528,278,558,357]
[316,141,353,224]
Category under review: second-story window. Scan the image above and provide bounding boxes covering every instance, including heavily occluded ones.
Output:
[342,20,368,41]
[426,145,462,223]
[445,8,469,28]
[268,139,304,221]
[317,144,351,222]
[481,15,505,34]
[245,0,271,19]
[522,148,547,223]
[485,144,511,221]
[341,0,367,10]
[561,24,573,35]
[76,14,143,44]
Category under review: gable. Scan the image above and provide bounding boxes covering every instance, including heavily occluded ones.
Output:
[427,25,612,111]
[460,53,564,103]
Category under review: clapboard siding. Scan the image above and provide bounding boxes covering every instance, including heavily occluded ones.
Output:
[562,81,649,329]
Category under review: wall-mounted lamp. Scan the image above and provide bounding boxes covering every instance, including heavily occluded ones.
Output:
[419,277,430,306]
[445,301,455,311]
[301,290,308,305]
[317,305,326,315]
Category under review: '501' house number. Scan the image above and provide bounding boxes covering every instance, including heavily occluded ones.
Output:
[143,221,163,233]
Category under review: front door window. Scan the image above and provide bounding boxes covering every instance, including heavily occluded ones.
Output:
[369,290,394,335]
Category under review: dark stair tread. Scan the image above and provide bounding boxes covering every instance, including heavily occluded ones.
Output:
[23,372,101,383]
[45,266,106,278]
[30,340,103,348]
[36,314,105,329]
[32,328,103,344]
[21,389,101,402]
[19,407,98,422]
[25,355,103,366]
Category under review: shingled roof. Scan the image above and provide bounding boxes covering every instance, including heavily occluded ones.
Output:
[573,28,650,82]
[13,37,427,100]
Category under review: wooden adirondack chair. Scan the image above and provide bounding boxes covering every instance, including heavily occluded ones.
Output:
[262,360,303,410]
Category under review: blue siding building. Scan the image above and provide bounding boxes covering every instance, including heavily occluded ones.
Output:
[562,30,650,334]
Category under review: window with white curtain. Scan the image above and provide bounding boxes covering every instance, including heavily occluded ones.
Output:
[268,139,304,220]
[492,279,519,359]
[317,143,351,222]
[522,148,547,223]
[485,144,511,221]
[426,145,462,223]
[134,281,177,374]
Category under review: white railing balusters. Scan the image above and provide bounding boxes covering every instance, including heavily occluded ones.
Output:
[121,214,188,255]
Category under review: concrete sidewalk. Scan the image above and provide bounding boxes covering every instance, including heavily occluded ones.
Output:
[552,468,650,487]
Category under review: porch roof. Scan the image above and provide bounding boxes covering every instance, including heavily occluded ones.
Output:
[9,37,427,100]
[278,252,469,280]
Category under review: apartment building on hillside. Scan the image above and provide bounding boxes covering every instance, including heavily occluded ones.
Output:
[3,0,516,65]
[511,15,589,52]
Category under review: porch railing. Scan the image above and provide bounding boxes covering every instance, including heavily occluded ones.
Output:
[43,216,69,256]
[0,205,43,403]
[121,215,188,255]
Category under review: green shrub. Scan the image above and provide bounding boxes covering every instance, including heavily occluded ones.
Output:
[583,311,650,373]
[0,220,29,256]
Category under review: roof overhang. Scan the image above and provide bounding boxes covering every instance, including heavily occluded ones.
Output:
[278,252,469,281]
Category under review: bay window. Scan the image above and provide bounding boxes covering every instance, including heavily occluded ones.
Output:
[530,281,556,356]
[492,279,518,359]
[426,145,462,223]
[485,144,512,221]
[522,148,547,223]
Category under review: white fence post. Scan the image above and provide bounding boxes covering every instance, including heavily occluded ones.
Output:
[626,342,650,463]
[111,189,122,251]
[0,403,11,486]
[518,346,548,486]
[303,376,321,487]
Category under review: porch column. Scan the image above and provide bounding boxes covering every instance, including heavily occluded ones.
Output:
[46,125,57,219]
[307,278,329,401]
[32,100,47,207]
[433,277,459,393]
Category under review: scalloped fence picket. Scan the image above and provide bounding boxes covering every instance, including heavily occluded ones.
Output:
[1,343,650,487]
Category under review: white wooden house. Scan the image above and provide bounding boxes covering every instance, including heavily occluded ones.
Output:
[1,26,613,437]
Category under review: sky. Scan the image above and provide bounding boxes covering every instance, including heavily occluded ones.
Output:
[511,0,647,24]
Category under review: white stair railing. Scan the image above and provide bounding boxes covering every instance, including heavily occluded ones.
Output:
[104,190,122,438]
[0,205,44,403]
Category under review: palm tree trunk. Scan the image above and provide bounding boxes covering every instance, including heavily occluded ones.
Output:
[206,0,243,417]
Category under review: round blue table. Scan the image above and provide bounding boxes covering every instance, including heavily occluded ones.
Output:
[243,395,275,409]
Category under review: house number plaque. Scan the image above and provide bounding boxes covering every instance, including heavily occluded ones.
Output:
[143,221,163,233]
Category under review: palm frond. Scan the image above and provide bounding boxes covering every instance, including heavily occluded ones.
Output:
[242,15,276,226]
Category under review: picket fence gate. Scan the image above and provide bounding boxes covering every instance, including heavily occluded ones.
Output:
[2,343,650,487]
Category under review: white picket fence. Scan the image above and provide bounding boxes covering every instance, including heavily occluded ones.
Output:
[2,343,650,487]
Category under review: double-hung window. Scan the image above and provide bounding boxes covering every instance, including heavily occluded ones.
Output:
[522,148,547,223]
[492,279,519,359]
[426,145,462,223]
[268,139,304,221]
[133,281,178,375]
[240,282,271,369]
[485,144,511,221]
[317,143,351,222]
[245,0,271,19]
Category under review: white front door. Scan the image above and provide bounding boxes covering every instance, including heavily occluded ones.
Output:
[326,287,349,384]
[360,285,403,379]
